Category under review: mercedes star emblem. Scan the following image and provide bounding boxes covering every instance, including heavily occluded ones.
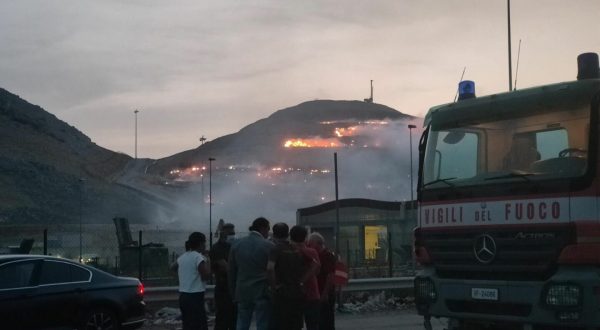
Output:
[473,234,497,264]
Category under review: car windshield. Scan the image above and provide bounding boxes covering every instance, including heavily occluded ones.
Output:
[422,102,591,188]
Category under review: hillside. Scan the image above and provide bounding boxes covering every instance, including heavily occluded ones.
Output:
[149,100,413,174]
[0,88,175,224]
[136,99,418,225]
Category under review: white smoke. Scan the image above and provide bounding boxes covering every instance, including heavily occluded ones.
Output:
[147,118,424,232]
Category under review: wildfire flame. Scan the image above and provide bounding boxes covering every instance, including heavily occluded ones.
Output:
[284,120,391,148]
[284,138,342,148]
[335,126,358,137]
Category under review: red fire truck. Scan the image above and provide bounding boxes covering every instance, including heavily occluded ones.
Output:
[414,53,600,330]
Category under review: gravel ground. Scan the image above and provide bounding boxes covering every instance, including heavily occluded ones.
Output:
[140,294,441,330]
[141,308,446,330]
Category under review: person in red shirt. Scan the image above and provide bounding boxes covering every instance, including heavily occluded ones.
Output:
[308,232,337,330]
[290,226,320,330]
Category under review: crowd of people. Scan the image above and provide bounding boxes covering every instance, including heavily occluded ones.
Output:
[171,217,340,330]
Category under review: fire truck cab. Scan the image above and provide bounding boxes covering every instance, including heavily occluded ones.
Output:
[414,53,600,329]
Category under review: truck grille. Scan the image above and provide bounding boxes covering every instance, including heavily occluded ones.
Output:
[421,224,574,281]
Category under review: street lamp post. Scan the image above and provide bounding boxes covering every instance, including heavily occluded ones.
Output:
[408,124,417,202]
[79,177,85,263]
[334,152,340,254]
[134,110,139,159]
[208,157,215,248]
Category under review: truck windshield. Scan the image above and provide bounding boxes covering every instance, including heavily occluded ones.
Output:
[422,104,591,188]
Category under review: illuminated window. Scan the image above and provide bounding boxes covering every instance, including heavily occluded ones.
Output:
[364,225,387,260]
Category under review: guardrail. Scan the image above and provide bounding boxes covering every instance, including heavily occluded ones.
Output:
[145,277,415,302]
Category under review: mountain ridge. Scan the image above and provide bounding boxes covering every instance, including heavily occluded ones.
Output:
[0,88,418,225]
[150,99,414,174]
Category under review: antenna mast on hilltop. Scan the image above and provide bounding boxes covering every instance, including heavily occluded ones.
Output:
[364,80,374,103]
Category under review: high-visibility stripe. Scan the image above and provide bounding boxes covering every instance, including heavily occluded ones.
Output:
[419,197,600,228]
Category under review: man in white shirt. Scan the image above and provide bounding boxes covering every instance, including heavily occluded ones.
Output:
[172,232,211,330]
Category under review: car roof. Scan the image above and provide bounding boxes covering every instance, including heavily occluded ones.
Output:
[0,254,78,265]
[0,254,137,285]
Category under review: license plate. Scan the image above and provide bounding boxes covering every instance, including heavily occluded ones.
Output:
[471,288,498,301]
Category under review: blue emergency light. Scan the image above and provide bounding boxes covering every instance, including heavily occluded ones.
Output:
[458,80,476,101]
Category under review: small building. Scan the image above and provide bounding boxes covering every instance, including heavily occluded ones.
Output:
[297,198,417,277]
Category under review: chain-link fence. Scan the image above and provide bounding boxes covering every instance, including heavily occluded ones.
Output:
[341,248,416,278]
[0,224,194,286]
[0,224,416,286]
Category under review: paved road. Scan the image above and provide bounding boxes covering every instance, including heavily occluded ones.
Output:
[143,308,448,330]
[336,310,447,330]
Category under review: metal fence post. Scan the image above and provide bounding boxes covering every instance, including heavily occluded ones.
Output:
[388,231,393,277]
[345,240,350,266]
[43,229,48,255]
[138,230,143,281]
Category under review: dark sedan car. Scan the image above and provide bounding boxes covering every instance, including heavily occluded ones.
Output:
[0,255,145,330]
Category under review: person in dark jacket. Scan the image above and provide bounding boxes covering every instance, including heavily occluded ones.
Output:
[210,223,236,330]
[267,223,306,330]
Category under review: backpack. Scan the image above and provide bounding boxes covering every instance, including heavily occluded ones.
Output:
[333,256,349,286]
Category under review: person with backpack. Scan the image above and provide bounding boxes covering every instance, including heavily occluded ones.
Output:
[290,226,320,330]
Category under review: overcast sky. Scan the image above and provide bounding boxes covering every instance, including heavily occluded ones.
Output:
[1,1,598,158]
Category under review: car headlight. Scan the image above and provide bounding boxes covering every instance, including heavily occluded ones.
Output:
[544,284,581,307]
[414,277,437,302]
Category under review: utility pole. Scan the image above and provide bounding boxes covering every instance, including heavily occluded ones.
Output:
[408,125,417,202]
[208,157,215,248]
[334,152,340,254]
[507,0,513,91]
[79,177,85,263]
[134,110,139,159]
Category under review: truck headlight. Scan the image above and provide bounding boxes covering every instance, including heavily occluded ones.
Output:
[544,284,581,307]
[415,277,437,302]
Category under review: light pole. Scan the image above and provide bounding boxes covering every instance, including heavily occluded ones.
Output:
[334,152,340,255]
[79,177,85,263]
[408,124,417,202]
[134,110,139,159]
[208,157,215,248]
